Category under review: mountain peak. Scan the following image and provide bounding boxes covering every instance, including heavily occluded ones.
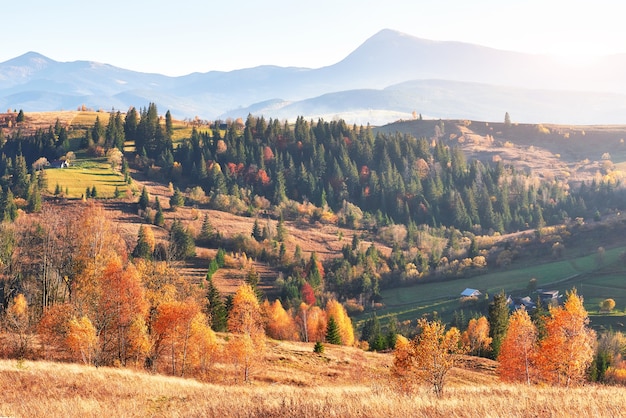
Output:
[3,51,56,68]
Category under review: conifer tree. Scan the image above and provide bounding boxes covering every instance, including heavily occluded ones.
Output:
[206,273,227,332]
[28,183,42,213]
[488,291,510,359]
[170,187,184,210]
[154,198,165,227]
[325,316,341,345]
[197,214,214,245]
[138,186,149,211]
[251,218,263,242]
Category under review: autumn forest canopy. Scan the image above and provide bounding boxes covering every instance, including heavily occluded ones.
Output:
[1,104,626,395]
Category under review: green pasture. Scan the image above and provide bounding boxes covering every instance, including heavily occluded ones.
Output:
[356,246,626,330]
[44,157,134,199]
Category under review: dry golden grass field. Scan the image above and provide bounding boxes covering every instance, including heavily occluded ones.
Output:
[2,340,626,418]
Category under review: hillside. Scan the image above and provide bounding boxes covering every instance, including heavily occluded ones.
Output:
[2,349,626,418]
[376,118,626,183]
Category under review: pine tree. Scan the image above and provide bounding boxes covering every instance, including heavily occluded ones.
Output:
[170,187,184,210]
[197,214,214,245]
[326,316,341,345]
[276,215,287,242]
[154,197,164,226]
[252,218,263,242]
[488,291,510,359]
[132,225,155,259]
[27,183,42,213]
[206,274,227,332]
[3,189,18,222]
[138,186,149,211]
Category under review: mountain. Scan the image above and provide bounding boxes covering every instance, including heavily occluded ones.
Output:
[2,30,626,124]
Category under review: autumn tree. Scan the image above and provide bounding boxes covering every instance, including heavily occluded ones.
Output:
[462,316,492,357]
[535,289,596,386]
[600,298,616,313]
[296,304,327,343]
[391,335,413,393]
[301,281,316,306]
[66,315,98,365]
[227,284,265,382]
[96,261,149,366]
[498,307,537,384]
[262,299,298,341]
[152,299,205,376]
[37,303,75,359]
[4,294,31,357]
[392,319,466,397]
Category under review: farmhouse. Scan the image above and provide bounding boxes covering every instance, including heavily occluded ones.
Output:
[50,160,69,168]
[460,288,482,298]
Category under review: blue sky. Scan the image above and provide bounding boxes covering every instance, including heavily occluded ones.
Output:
[2,0,623,76]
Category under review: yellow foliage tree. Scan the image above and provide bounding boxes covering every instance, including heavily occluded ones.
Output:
[126,315,151,367]
[392,319,466,397]
[227,284,265,382]
[4,294,31,357]
[188,314,219,378]
[66,315,98,365]
[325,299,355,346]
[498,307,537,384]
[462,316,492,357]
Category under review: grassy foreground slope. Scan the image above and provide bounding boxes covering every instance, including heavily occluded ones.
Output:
[1,349,625,418]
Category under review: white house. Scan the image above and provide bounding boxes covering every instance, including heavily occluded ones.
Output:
[460,288,482,298]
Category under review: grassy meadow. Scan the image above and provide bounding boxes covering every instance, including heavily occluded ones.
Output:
[44,157,134,199]
[1,353,626,418]
[356,246,626,330]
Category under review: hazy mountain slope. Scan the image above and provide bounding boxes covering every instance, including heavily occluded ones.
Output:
[224,80,626,125]
[2,30,626,124]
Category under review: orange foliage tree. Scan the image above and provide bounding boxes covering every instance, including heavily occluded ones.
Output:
[390,335,413,393]
[262,299,298,341]
[97,261,149,366]
[498,307,537,384]
[152,299,204,377]
[462,316,492,357]
[535,289,596,386]
[392,319,466,397]
[37,303,75,360]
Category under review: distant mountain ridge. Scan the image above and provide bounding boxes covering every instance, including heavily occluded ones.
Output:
[2,29,626,125]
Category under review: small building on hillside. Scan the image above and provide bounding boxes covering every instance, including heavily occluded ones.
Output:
[460,288,482,298]
[538,289,561,306]
[50,160,69,168]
